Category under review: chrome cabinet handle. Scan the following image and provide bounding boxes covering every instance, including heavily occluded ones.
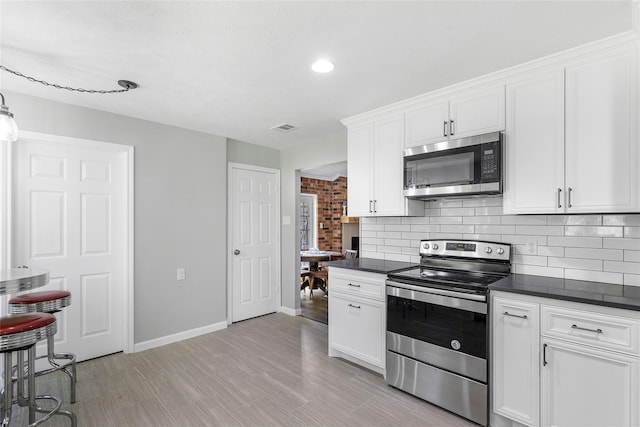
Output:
[543,343,548,366]
[443,121,448,137]
[348,303,361,309]
[557,188,562,208]
[571,324,603,334]
[568,187,573,208]
[369,200,372,213]
[449,120,454,136]
[373,200,377,213]
[347,283,361,288]
[503,311,528,319]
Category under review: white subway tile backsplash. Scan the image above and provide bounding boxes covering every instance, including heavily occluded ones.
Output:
[603,238,640,250]
[474,225,516,234]
[564,247,623,261]
[441,207,476,216]
[603,215,640,226]
[565,269,623,285]
[604,261,640,275]
[359,196,640,288]
[625,251,640,263]
[564,226,623,238]
[516,225,564,236]
[548,257,602,271]
[463,216,501,225]
[547,215,602,226]
[624,227,640,238]
[441,224,475,234]
[547,236,602,248]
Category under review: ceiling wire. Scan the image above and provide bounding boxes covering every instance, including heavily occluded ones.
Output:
[0,64,138,94]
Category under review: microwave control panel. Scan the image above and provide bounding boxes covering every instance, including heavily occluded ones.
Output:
[480,141,500,181]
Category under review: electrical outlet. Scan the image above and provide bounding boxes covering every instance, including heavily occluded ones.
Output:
[177,268,186,281]
[319,222,324,229]
[527,241,537,255]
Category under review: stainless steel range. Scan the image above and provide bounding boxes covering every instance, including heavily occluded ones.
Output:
[386,239,512,426]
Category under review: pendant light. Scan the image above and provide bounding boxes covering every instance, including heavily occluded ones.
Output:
[0,92,18,142]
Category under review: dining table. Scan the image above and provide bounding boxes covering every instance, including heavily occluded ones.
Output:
[300,250,342,272]
[0,267,49,295]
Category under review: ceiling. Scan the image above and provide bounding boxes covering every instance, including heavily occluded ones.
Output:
[0,1,633,150]
[301,161,347,181]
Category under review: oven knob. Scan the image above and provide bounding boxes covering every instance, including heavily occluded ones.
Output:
[485,247,493,254]
[432,244,439,250]
[497,248,505,255]
[423,243,429,249]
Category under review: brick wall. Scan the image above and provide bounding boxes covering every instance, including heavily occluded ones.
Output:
[301,176,347,252]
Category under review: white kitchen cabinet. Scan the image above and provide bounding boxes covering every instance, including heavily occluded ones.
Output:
[491,291,640,427]
[328,268,386,374]
[504,43,639,214]
[492,297,540,427]
[346,114,423,217]
[404,84,505,148]
[541,337,639,427]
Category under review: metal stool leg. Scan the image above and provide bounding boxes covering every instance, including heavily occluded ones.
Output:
[2,353,13,427]
[44,335,76,403]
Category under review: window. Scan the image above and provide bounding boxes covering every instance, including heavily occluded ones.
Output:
[299,193,317,250]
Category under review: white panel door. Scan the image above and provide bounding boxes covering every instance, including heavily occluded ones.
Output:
[373,115,405,216]
[565,44,639,212]
[504,68,565,214]
[13,138,128,362]
[230,165,279,322]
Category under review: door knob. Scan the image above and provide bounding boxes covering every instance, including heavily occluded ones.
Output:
[234,249,240,255]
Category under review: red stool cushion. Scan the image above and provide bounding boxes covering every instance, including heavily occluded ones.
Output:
[9,290,71,305]
[0,313,56,336]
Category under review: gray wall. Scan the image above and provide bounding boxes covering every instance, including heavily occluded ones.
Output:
[280,130,347,310]
[227,138,280,169]
[6,91,227,343]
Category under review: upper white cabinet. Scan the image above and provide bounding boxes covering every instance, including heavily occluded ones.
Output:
[346,114,423,217]
[504,43,639,214]
[404,84,506,148]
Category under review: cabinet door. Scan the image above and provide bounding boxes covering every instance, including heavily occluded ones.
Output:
[328,292,385,368]
[404,99,449,148]
[541,337,639,427]
[503,68,565,214]
[492,297,540,427]
[347,124,374,216]
[373,115,406,216]
[565,45,639,213]
[449,84,506,139]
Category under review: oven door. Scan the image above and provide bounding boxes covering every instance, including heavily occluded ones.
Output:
[403,133,501,198]
[386,280,487,382]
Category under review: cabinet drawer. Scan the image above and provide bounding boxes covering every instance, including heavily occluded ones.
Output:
[329,293,384,368]
[542,305,640,354]
[329,269,385,300]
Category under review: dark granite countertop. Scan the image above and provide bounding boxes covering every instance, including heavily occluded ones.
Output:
[489,274,640,311]
[324,258,418,274]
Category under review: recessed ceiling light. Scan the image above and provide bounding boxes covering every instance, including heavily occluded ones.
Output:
[311,59,335,73]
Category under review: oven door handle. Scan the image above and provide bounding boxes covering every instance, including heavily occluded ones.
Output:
[386,280,487,314]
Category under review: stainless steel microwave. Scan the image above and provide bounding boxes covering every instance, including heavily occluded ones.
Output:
[403,132,503,199]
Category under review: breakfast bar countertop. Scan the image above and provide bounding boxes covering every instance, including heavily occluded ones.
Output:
[489,273,640,312]
[324,258,418,274]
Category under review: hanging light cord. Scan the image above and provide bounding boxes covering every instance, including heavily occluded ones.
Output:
[0,64,137,93]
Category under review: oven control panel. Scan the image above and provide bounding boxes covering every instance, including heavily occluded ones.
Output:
[420,240,511,261]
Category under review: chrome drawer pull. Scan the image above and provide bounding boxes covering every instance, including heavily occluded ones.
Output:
[571,324,602,334]
[348,304,361,309]
[347,283,361,288]
[503,311,527,319]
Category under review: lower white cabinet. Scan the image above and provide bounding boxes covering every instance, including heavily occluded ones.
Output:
[328,268,386,375]
[492,291,640,427]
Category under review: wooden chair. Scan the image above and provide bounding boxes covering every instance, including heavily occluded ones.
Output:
[344,249,358,259]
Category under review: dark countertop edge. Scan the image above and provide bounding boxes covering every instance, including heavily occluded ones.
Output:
[489,274,640,312]
[324,258,418,274]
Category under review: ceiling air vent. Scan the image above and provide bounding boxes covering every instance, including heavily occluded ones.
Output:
[269,123,297,132]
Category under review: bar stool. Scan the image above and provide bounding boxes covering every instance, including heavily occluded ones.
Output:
[0,313,76,426]
[9,291,77,404]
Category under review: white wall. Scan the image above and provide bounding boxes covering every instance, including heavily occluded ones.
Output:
[279,130,347,310]
[5,91,228,343]
[227,138,280,169]
[361,197,640,286]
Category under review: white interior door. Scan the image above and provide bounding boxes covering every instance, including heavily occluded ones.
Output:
[12,135,130,362]
[229,164,280,323]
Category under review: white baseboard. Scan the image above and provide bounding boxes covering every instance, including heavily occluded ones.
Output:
[134,321,227,353]
[279,306,301,316]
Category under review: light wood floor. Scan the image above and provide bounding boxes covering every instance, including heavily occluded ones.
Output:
[300,288,328,324]
[10,313,474,426]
